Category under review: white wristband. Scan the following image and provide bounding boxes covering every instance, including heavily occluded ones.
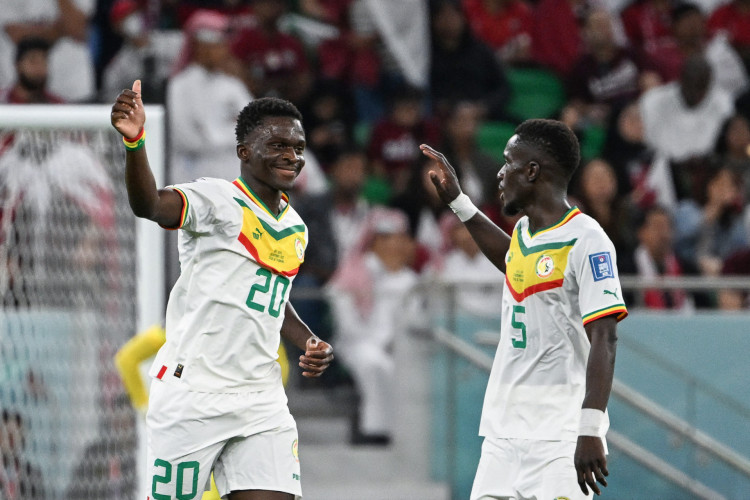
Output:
[579,408,606,437]
[448,193,478,222]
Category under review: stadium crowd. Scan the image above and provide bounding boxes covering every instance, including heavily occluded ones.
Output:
[1,1,750,494]
[3,0,750,312]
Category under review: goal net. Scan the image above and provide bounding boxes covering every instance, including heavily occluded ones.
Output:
[0,105,165,498]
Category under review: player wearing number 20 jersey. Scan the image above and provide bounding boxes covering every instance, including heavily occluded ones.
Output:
[479,207,628,444]
[150,176,307,393]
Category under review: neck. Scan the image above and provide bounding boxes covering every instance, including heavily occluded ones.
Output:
[524,195,571,234]
[241,175,282,215]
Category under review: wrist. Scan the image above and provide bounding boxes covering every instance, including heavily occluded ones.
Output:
[123,128,145,151]
[579,408,606,437]
[448,192,478,222]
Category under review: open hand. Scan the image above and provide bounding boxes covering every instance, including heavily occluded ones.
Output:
[111,79,145,139]
[419,144,462,204]
[575,435,609,496]
[299,336,334,378]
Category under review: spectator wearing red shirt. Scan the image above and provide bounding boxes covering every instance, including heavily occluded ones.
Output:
[621,0,675,57]
[531,0,589,75]
[230,0,312,104]
[462,0,533,63]
[564,9,660,130]
[707,0,750,67]
[367,85,442,198]
[0,37,64,104]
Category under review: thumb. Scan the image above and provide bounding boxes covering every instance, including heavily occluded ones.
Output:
[132,79,142,99]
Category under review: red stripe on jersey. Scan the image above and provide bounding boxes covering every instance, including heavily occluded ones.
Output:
[156,365,167,380]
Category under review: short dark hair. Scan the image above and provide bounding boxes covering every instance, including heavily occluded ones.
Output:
[235,97,303,144]
[15,37,51,64]
[672,2,702,23]
[514,119,580,179]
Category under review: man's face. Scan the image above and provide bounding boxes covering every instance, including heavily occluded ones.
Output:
[16,49,48,92]
[238,116,306,192]
[497,135,533,217]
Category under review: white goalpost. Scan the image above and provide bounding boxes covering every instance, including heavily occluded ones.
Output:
[0,104,165,498]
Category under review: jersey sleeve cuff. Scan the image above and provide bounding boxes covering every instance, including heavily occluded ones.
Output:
[159,187,189,230]
[582,305,628,326]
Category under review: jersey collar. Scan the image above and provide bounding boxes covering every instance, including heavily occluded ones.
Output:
[233,177,290,221]
[525,206,581,239]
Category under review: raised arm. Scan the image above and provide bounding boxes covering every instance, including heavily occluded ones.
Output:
[111,80,183,228]
[420,144,511,273]
[575,315,618,496]
[281,302,334,378]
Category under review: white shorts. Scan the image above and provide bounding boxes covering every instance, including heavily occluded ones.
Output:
[470,437,591,500]
[146,379,301,499]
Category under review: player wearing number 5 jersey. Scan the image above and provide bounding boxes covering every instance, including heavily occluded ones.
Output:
[421,119,627,500]
[110,80,333,500]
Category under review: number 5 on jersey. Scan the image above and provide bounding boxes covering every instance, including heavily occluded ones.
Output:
[511,305,526,349]
[246,268,290,318]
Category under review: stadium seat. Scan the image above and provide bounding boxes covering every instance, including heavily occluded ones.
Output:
[505,67,566,121]
[477,121,517,160]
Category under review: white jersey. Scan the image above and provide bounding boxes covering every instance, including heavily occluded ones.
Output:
[149,177,308,393]
[479,207,627,442]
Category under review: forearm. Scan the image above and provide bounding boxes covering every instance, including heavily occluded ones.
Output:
[125,147,160,219]
[582,317,618,410]
[281,302,316,350]
[463,211,512,273]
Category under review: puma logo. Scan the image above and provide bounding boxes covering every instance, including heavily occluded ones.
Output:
[604,288,619,300]
[252,228,263,240]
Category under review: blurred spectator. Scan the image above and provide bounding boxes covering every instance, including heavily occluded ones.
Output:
[100,0,183,103]
[429,0,511,121]
[718,246,750,309]
[172,0,255,28]
[714,114,750,164]
[427,213,504,317]
[230,0,312,104]
[367,85,442,197]
[0,37,64,103]
[391,160,451,264]
[347,0,430,122]
[531,0,589,76]
[574,158,637,273]
[439,102,500,206]
[707,0,750,71]
[633,205,693,310]
[674,166,748,275]
[564,8,661,130]
[0,409,44,500]
[300,79,356,170]
[621,0,675,60]
[0,0,95,102]
[327,207,418,445]
[291,148,372,335]
[601,102,657,206]
[462,0,533,64]
[640,54,731,161]
[648,2,748,97]
[66,395,136,499]
[639,54,733,206]
[167,10,252,184]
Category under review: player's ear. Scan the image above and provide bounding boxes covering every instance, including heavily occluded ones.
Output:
[527,161,540,182]
[237,143,249,161]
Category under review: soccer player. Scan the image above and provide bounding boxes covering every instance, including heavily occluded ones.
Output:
[110,80,334,500]
[421,119,627,499]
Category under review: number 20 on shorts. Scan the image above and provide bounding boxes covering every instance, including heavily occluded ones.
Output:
[152,459,200,500]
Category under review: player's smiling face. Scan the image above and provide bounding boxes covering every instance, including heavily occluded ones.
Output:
[497,134,534,217]
[239,116,306,193]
